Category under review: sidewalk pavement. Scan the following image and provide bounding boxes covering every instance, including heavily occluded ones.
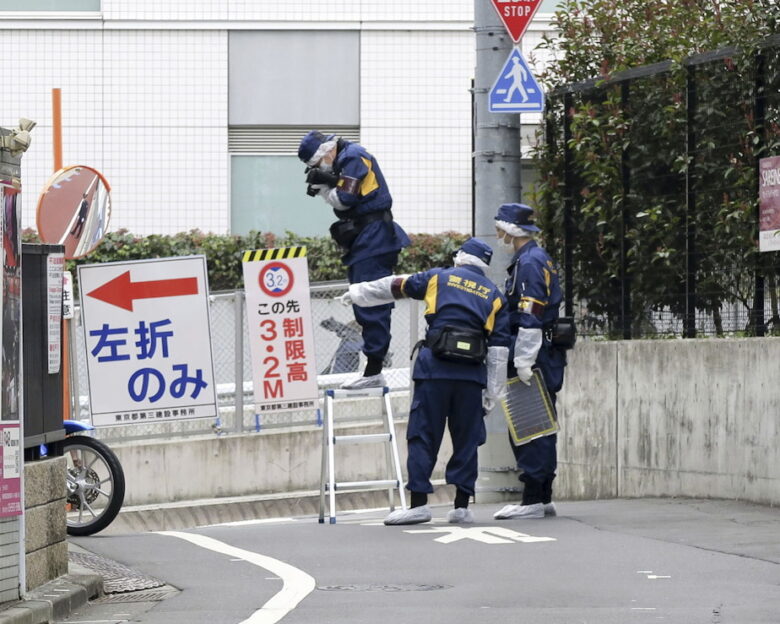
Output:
[0,544,102,624]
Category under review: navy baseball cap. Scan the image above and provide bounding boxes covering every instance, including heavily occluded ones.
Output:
[495,203,541,233]
[298,130,335,164]
[458,237,493,266]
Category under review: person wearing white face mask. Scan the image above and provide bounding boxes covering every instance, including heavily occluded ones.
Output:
[339,237,510,525]
[298,130,410,390]
[492,203,567,520]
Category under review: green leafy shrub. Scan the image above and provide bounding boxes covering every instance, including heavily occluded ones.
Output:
[41,229,470,294]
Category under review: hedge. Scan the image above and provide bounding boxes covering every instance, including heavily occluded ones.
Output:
[22,229,470,294]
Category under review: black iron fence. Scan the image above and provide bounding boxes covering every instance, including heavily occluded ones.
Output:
[539,34,780,339]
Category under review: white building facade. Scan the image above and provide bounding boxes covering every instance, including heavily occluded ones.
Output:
[1,0,558,238]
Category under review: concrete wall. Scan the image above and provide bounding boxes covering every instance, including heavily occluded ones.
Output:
[113,338,780,508]
[556,338,780,505]
[115,421,453,507]
[24,457,67,591]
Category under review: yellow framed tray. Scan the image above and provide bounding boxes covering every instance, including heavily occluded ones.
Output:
[501,369,559,446]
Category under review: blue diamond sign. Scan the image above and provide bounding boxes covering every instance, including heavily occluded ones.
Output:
[489,47,544,113]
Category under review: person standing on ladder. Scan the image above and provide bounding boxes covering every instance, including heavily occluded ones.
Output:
[339,238,511,525]
[299,130,410,390]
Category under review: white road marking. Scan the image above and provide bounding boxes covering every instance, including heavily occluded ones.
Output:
[207,517,296,527]
[159,531,315,624]
[647,575,671,579]
[404,526,557,544]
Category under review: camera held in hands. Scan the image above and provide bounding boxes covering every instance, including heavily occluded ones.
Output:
[305,166,338,188]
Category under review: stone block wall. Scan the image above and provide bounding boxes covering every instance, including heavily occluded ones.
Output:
[24,457,67,591]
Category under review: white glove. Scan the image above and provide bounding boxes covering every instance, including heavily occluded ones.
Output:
[336,291,352,307]
[347,276,410,308]
[516,366,533,385]
[482,392,495,414]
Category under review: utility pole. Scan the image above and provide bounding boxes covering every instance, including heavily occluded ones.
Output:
[473,0,524,503]
[473,0,522,285]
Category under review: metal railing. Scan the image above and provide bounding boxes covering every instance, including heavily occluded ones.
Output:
[70,281,424,442]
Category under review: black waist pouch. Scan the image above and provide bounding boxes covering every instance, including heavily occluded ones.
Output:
[550,317,577,350]
[427,326,487,364]
[329,219,360,249]
[329,211,391,250]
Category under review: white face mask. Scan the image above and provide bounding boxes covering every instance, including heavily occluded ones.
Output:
[497,232,514,250]
[318,161,333,173]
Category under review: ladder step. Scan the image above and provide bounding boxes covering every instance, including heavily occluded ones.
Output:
[327,479,399,491]
[334,433,392,445]
[326,387,388,399]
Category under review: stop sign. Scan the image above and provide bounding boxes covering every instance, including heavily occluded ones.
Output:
[490,0,544,42]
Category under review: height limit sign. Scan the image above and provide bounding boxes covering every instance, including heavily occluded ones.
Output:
[491,0,544,42]
[242,247,319,417]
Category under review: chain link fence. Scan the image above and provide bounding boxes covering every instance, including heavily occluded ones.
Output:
[71,281,424,442]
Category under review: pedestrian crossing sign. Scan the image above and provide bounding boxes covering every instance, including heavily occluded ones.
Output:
[489,47,544,113]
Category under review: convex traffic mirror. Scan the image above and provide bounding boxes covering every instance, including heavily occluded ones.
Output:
[36,165,111,259]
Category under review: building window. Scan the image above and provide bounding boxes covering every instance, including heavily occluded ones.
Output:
[0,1,100,10]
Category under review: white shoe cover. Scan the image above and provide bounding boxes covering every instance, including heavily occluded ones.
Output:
[340,373,386,390]
[544,502,557,517]
[447,508,474,524]
[493,502,544,519]
[383,505,432,526]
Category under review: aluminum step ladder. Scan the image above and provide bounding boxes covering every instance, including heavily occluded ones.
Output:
[319,386,407,524]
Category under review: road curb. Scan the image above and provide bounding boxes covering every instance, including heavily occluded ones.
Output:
[0,571,102,624]
[109,485,457,533]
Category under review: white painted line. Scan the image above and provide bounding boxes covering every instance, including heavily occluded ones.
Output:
[647,575,671,579]
[207,517,297,528]
[159,531,315,624]
[637,570,653,574]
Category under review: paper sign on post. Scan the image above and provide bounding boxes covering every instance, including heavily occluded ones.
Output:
[759,156,780,252]
[242,247,319,416]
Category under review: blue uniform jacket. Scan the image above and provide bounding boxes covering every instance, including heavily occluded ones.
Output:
[400,264,511,385]
[505,241,566,392]
[332,140,410,266]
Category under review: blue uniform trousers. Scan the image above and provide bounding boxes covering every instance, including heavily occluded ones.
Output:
[406,379,486,497]
[511,390,557,483]
[510,365,559,504]
[347,252,397,361]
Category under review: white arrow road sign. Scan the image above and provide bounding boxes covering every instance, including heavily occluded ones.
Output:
[404,526,557,544]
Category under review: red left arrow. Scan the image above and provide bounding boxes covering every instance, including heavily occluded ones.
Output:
[86,270,199,311]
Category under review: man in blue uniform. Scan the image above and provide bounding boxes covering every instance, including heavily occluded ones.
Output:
[341,238,511,525]
[492,203,567,520]
[299,131,410,390]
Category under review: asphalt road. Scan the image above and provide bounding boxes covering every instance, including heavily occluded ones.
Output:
[68,498,780,624]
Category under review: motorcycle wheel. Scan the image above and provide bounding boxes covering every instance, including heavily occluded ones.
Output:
[63,435,125,536]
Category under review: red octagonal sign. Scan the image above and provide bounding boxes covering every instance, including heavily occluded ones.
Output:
[491,0,544,42]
